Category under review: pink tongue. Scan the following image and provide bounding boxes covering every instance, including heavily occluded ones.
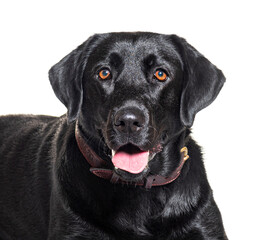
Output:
[112,148,149,174]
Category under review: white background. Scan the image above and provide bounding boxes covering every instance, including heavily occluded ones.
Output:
[0,1,273,239]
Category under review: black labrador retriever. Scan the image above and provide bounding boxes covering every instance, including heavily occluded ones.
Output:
[0,32,227,240]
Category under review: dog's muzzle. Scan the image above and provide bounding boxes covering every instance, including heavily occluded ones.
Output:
[112,107,149,174]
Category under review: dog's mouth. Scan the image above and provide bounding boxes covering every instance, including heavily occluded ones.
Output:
[111,144,149,174]
[111,143,162,174]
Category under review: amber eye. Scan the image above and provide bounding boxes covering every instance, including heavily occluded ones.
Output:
[98,69,111,80]
[154,70,168,81]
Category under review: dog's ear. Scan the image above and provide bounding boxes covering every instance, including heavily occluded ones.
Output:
[49,35,100,123]
[171,35,225,127]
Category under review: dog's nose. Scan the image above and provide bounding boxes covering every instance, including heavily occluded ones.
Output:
[114,109,145,134]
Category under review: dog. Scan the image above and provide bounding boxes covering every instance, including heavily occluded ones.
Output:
[0,32,227,239]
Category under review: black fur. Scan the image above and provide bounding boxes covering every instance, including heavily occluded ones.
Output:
[0,32,227,239]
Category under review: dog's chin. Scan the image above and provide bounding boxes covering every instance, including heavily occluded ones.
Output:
[114,167,150,182]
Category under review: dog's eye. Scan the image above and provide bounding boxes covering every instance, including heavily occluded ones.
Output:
[98,69,111,80]
[154,70,168,81]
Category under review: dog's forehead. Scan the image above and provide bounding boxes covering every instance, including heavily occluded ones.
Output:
[96,33,181,64]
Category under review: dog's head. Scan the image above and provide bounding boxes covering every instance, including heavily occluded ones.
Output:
[49,32,225,181]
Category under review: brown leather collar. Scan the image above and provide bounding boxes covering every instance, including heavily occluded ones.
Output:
[75,124,189,189]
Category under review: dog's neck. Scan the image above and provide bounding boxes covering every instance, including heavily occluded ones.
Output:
[75,123,189,189]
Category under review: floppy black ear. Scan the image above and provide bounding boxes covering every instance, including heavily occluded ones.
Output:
[49,35,100,123]
[171,35,225,127]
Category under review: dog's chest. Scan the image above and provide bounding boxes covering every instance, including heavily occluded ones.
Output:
[100,189,191,239]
